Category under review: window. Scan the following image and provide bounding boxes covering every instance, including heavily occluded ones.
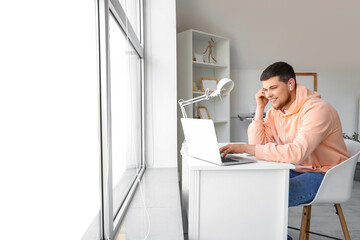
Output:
[117,0,141,39]
[95,0,144,238]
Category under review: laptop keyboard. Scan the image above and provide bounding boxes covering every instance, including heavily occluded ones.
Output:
[221,157,240,163]
[221,155,255,164]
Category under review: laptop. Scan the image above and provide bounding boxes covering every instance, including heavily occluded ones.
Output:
[181,118,255,166]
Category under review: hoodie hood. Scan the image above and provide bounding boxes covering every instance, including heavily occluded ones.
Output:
[285,84,321,116]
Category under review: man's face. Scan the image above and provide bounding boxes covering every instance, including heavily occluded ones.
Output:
[262,76,292,110]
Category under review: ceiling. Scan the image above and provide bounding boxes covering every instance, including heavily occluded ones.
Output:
[176,0,360,71]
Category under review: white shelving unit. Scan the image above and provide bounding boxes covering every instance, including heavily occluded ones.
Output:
[177,29,230,142]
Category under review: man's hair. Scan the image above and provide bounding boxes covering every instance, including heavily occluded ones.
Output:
[260,61,296,85]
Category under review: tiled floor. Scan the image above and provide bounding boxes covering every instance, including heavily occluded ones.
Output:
[288,180,360,240]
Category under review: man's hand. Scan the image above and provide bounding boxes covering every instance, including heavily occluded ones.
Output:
[254,89,268,121]
[219,144,255,158]
[255,88,269,110]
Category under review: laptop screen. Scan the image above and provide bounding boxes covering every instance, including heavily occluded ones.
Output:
[181,118,222,164]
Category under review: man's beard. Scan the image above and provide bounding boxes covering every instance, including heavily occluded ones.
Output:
[272,92,291,110]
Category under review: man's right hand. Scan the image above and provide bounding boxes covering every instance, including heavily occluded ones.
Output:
[253,89,268,121]
[255,88,269,110]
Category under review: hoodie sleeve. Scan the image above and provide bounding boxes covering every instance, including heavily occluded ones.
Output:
[248,110,275,145]
[255,102,333,164]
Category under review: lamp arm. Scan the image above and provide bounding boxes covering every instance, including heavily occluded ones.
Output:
[179,94,209,106]
[178,91,211,118]
[179,90,210,105]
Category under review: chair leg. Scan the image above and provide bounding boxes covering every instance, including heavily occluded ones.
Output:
[299,206,309,240]
[305,205,312,240]
[335,204,351,240]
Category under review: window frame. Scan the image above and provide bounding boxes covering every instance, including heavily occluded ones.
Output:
[95,0,145,239]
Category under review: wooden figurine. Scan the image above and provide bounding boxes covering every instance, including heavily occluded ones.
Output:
[203,38,216,63]
[193,82,200,92]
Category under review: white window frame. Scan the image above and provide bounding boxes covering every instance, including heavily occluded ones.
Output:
[94,0,145,239]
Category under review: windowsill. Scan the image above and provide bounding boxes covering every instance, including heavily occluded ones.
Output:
[113,168,138,216]
[113,168,184,240]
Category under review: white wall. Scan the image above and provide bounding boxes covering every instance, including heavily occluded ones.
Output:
[230,70,263,142]
[177,0,360,71]
[144,0,178,168]
[0,1,100,239]
[317,71,360,135]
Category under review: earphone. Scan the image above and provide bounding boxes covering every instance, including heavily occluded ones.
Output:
[289,83,293,90]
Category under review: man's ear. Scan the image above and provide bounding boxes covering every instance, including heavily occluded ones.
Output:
[289,78,295,91]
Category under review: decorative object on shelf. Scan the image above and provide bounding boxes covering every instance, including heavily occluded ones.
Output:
[203,38,216,63]
[238,113,254,122]
[193,82,201,92]
[296,72,317,91]
[343,132,360,143]
[200,78,218,92]
[198,106,210,119]
[178,78,234,118]
[238,113,266,122]
[193,52,205,63]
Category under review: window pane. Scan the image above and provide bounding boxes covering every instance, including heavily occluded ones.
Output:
[109,14,142,218]
[118,0,140,40]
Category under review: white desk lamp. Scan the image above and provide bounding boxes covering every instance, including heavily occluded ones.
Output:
[178,78,234,118]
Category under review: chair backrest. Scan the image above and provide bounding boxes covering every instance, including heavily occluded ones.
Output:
[308,139,360,205]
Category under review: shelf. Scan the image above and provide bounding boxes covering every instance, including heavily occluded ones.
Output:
[190,118,228,124]
[177,29,230,142]
[193,61,227,69]
[192,29,228,42]
[193,91,206,95]
[213,120,228,124]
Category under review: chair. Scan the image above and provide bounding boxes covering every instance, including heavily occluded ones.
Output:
[298,139,360,240]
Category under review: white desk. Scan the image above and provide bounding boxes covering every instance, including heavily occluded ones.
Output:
[181,143,295,240]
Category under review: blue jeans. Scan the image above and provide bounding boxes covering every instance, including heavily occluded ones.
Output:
[288,170,324,207]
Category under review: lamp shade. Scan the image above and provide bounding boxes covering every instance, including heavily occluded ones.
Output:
[210,78,234,97]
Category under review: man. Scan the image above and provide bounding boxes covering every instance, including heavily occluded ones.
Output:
[220,61,349,207]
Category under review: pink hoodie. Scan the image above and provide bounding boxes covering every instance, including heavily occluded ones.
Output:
[248,84,349,173]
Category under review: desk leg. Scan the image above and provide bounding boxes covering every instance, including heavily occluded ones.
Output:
[188,170,200,240]
[282,170,290,240]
